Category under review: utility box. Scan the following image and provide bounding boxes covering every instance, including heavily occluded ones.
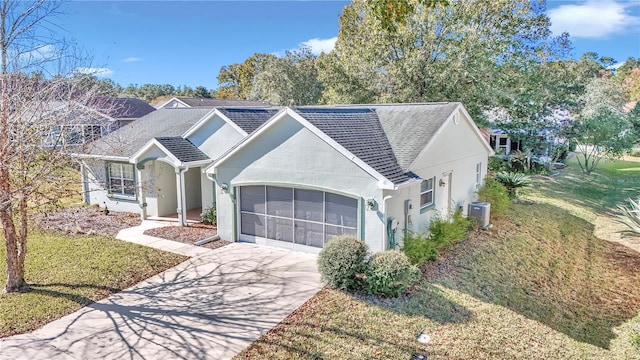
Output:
[468,201,491,229]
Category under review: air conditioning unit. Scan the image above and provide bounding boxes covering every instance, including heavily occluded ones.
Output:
[468,201,491,229]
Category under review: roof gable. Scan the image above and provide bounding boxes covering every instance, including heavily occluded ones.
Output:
[217,108,280,134]
[89,97,156,119]
[374,103,461,171]
[154,137,209,163]
[293,108,411,184]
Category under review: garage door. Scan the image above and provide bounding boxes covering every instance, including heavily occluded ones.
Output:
[239,185,358,253]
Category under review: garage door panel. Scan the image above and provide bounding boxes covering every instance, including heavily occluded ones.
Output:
[294,189,323,222]
[240,186,265,214]
[239,185,358,252]
[267,186,293,217]
[325,193,358,228]
[295,221,324,248]
[241,213,265,237]
[267,217,294,242]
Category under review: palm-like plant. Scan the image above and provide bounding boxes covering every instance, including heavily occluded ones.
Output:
[617,197,640,237]
[495,172,531,199]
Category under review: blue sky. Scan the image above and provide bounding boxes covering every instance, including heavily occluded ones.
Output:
[59,0,640,89]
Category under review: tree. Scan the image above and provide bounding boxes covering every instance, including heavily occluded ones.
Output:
[216,53,276,99]
[0,0,108,292]
[568,107,634,174]
[317,0,569,121]
[251,47,323,105]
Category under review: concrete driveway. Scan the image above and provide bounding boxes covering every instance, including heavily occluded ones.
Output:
[0,243,322,360]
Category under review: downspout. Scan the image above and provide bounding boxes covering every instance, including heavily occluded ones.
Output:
[381,190,399,252]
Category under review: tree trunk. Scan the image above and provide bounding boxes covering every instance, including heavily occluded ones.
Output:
[2,209,26,292]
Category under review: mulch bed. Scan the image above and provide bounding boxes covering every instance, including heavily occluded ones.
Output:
[143,223,230,250]
[35,206,142,237]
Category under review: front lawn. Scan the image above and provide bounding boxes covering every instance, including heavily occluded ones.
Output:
[235,158,640,359]
[0,231,187,337]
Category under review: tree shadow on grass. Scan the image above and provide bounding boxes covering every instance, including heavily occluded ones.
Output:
[427,202,640,350]
[359,283,472,325]
[26,283,122,306]
[1,246,323,360]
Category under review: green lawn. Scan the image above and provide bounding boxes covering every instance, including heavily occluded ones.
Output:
[0,231,187,337]
[235,158,640,359]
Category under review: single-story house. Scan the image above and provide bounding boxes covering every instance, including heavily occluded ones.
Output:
[77,103,492,254]
[42,97,155,147]
[157,96,270,109]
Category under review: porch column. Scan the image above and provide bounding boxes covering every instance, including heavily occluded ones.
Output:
[175,167,187,226]
[136,163,147,221]
[80,163,90,205]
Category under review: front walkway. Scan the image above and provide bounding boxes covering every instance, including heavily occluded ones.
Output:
[1,227,322,360]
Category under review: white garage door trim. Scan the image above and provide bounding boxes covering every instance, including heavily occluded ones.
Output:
[238,185,359,254]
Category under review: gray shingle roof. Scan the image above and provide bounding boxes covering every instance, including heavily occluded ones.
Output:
[86,108,212,157]
[293,108,412,184]
[90,97,156,119]
[373,103,460,171]
[155,137,209,163]
[176,97,270,108]
[218,108,280,134]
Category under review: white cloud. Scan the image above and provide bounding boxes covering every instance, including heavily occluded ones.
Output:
[549,0,640,39]
[123,57,141,63]
[18,44,59,62]
[74,67,115,78]
[301,37,337,55]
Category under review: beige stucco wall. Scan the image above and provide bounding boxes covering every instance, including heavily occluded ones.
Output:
[212,114,385,251]
[184,167,202,210]
[186,115,245,160]
[385,110,490,246]
[83,159,142,214]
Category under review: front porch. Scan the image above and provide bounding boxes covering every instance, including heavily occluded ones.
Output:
[147,208,204,224]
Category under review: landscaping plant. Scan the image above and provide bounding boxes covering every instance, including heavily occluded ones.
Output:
[365,250,420,296]
[617,197,640,237]
[402,210,472,265]
[317,236,369,290]
[495,171,531,199]
[477,177,511,218]
[201,206,217,225]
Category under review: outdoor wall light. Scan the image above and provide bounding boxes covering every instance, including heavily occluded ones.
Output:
[366,198,377,211]
[439,179,446,187]
[220,183,229,193]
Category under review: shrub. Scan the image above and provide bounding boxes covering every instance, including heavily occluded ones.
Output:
[365,250,420,296]
[403,230,438,265]
[495,171,531,199]
[201,206,216,225]
[317,236,369,290]
[477,177,510,218]
[488,155,509,172]
[617,197,640,237]
[402,210,471,265]
[631,311,640,350]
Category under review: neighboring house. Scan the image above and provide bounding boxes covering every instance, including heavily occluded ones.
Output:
[41,97,155,147]
[157,97,270,109]
[76,103,492,255]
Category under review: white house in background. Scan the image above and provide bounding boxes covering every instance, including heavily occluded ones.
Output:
[76,103,492,254]
[157,96,270,109]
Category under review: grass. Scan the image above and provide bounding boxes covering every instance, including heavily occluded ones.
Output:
[0,231,187,337]
[235,157,640,359]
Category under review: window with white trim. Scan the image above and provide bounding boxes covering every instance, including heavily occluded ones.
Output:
[107,162,136,199]
[476,162,482,188]
[420,177,435,209]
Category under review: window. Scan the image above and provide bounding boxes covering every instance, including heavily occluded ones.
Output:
[239,186,358,248]
[476,162,482,188]
[420,177,435,209]
[107,162,136,199]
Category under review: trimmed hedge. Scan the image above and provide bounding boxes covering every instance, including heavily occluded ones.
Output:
[317,236,368,290]
[365,250,420,296]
